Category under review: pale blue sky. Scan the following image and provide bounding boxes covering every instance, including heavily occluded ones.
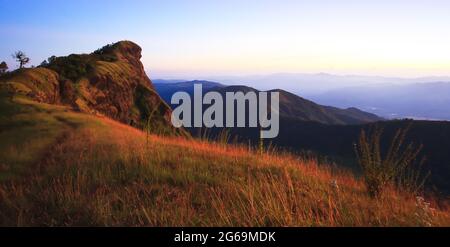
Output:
[1,0,450,78]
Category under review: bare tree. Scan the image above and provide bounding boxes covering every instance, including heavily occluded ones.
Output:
[0,61,8,74]
[12,51,30,69]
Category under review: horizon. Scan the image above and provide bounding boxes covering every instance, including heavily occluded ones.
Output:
[149,71,450,82]
[2,0,450,79]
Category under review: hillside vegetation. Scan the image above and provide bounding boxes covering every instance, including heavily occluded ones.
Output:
[0,96,449,226]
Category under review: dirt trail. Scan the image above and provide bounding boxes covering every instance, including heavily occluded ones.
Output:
[29,116,79,176]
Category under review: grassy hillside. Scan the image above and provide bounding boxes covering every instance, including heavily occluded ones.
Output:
[0,95,449,226]
[190,117,450,195]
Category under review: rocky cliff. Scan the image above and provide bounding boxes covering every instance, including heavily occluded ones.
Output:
[0,41,178,135]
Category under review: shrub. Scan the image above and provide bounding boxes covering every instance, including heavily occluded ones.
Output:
[0,61,8,74]
[92,43,118,62]
[44,54,94,82]
[354,125,429,197]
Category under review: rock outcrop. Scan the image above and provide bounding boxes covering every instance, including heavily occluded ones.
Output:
[0,41,179,135]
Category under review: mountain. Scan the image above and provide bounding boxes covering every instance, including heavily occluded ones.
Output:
[152,79,187,84]
[269,88,383,125]
[308,82,450,120]
[0,41,179,135]
[155,83,383,125]
[154,80,225,107]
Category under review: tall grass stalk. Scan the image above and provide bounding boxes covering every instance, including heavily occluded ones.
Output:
[354,125,429,197]
[144,101,161,146]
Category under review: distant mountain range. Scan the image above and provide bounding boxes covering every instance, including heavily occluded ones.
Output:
[308,82,450,120]
[155,73,450,121]
[198,72,450,94]
[154,80,383,125]
[152,79,188,84]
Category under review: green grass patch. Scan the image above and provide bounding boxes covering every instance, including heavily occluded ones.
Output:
[0,94,102,180]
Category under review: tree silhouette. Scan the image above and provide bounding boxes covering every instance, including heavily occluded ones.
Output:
[0,61,8,74]
[48,55,57,64]
[40,60,49,67]
[12,51,30,68]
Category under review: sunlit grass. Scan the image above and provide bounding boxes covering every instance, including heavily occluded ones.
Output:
[0,99,449,226]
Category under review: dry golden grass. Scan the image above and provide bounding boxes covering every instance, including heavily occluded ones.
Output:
[1,104,449,226]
